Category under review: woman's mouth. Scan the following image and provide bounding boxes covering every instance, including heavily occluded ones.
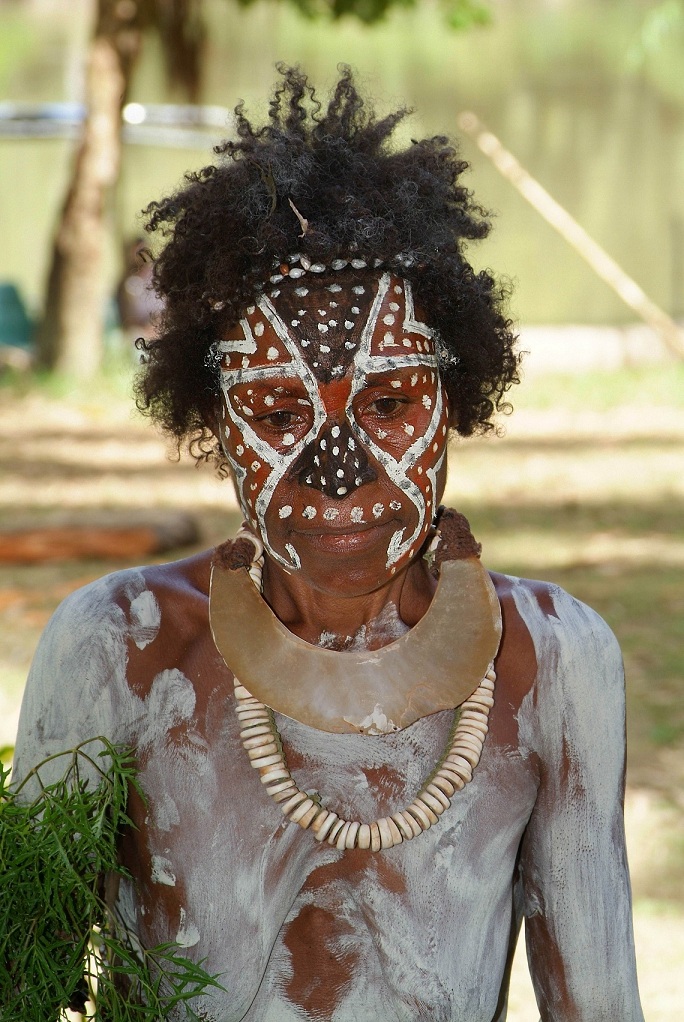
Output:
[289,519,398,554]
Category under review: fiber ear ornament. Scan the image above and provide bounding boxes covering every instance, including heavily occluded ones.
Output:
[209,513,501,852]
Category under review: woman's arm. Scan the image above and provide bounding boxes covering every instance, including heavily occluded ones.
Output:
[12,568,156,790]
[515,582,644,1022]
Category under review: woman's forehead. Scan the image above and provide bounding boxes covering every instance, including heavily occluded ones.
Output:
[219,270,437,383]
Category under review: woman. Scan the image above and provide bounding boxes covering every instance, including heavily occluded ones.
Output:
[13,67,644,1021]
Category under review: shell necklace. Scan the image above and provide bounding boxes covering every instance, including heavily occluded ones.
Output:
[231,528,496,853]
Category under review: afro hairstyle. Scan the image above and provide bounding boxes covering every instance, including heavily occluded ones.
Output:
[136,64,519,467]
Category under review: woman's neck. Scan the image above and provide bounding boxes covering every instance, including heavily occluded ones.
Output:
[261,555,436,650]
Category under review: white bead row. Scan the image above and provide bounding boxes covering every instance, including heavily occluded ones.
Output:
[230,531,495,852]
[234,666,495,853]
[268,253,382,285]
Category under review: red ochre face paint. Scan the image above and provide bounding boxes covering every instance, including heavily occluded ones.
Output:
[217,271,450,579]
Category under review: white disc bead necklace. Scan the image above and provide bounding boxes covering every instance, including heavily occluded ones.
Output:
[233,529,496,852]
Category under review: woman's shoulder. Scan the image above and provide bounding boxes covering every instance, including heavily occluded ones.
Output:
[44,548,213,639]
[491,569,620,663]
[12,551,216,782]
[491,572,626,761]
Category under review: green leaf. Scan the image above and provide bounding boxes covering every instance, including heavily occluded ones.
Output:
[0,738,223,1021]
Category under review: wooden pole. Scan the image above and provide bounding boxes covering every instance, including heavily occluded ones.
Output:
[457,111,684,359]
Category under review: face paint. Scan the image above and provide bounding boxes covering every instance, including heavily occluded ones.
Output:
[217,272,449,579]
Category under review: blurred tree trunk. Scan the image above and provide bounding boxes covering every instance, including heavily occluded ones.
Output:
[36,0,204,377]
[36,2,142,376]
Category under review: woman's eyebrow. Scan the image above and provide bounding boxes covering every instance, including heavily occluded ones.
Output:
[230,382,306,398]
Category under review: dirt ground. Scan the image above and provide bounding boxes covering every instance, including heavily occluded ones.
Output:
[1,372,683,1019]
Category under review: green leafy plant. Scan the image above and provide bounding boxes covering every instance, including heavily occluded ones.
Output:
[0,739,222,1021]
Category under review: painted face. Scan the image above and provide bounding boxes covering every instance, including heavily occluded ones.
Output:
[217,271,450,589]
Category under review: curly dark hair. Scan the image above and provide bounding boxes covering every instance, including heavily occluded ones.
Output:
[136,64,519,466]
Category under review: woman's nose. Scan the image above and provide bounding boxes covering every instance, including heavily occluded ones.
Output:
[288,420,377,499]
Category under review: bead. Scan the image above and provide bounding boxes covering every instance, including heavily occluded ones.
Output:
[370,822,382,852]
[310,809,331,834]
[444,754,474,779]
[399,810,423,838]
[331,259,348,270]
[387,817,403,846]
[298,803,321,829]
[250,751,283,769]
[377,818,395,849]
[336,821,352,849]
[443,752,474,772]
[265,777,294,795]
[280,790,307,816]
[452,733,482,755]
[412,798,439,825]
[289,798,316,825]
[450,745,480,768]
[234,685,255,699]
[299,254,311,269]
[486,667,497,681]
[350,258,367,269]
[289,267,305,278]
[420,790,446,816]
[458,716,488,734]
[242,731,276,749]
[460,703,488,717]
[247,742,279,759]
[259,764,289,783]
[314,812,339,842]
[310,263,326,273]
[435,767,466,790]
[430,775,455,797]
[269,783,299,803]
[425,784,450,811]
[357,823,372,849]
[345,821,360,849]
[392,812,415,840]
[406,802,432,831]
[235,708,271,722]
[240,723,271,739]
[327,818,346,845]
[463,693,494,709]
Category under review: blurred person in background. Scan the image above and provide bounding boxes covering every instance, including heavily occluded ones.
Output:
[116,235,165,348]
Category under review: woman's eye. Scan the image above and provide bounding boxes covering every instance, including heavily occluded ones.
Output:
[369,397,404,416]
[262,410,297,429]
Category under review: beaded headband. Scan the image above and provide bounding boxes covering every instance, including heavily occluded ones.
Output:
[265,251,417,287]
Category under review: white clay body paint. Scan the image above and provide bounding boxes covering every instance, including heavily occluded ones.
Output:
[11,569,644,1021]
[151,854,177,886]
[176,907,201,948]
[345,274,445,567]
[217,303,327,570]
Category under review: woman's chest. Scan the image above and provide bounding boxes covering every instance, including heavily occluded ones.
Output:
[120,699,538,1020]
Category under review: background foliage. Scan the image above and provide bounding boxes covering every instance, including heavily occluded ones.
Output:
[1,739,221,1020]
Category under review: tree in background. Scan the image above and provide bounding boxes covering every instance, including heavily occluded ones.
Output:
[36,0,204,376]
[36,0,489,377]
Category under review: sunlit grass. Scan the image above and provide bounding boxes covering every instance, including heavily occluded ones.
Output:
[514,362,684,412]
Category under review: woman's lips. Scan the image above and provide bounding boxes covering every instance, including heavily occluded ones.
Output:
[289,519,397,553]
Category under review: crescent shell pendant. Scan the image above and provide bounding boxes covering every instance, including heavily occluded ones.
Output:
[209,557,502,734]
